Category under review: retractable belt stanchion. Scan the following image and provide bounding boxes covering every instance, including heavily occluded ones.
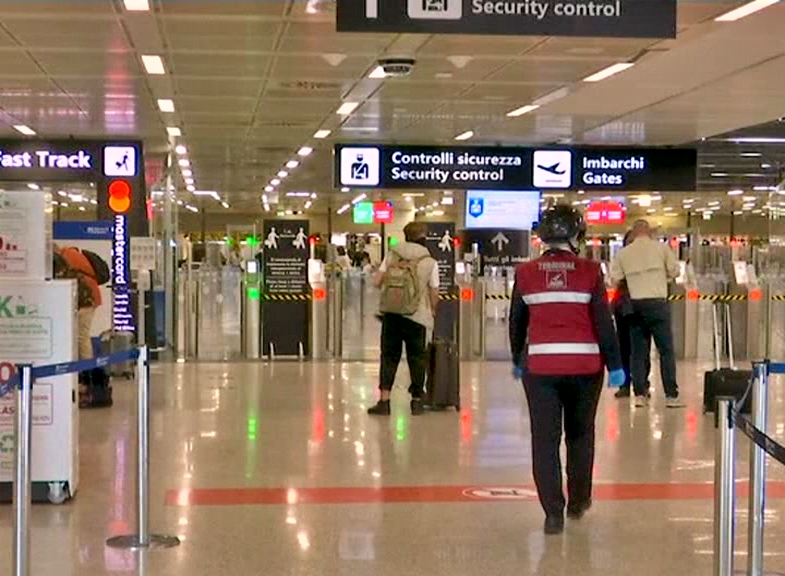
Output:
[13,365,33,576]
[748,362,769,576]
[107,346,180,550]
[714,397,736,576]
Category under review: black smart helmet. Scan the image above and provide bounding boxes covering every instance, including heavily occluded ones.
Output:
[537,204,586,250]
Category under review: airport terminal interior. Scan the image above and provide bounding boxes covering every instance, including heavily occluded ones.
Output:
[5,0,785,575]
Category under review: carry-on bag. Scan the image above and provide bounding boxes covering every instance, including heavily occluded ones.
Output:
[100,330,136,379]
[78,368,113,408]
[424,337,461,411]
[703,303,752,414]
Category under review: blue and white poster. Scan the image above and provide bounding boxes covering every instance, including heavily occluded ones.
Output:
[465,190,540,231]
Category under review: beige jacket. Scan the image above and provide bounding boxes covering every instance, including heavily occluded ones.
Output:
[610,236,680,300]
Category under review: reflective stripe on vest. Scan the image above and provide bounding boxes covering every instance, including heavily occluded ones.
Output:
[522,291,592,305]
[528,343,601,355]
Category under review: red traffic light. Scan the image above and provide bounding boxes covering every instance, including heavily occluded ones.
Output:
[108,179,131,214]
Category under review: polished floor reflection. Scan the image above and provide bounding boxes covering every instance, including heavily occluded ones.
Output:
[1,359,784,575]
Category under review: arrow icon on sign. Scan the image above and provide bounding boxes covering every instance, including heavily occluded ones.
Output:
[491,232,509,252]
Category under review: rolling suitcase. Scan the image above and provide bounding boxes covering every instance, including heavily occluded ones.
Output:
[424,337,461,411]
[100,330,136,379]
[703,303,752,414]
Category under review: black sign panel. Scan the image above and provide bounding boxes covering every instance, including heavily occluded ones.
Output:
[425,222,456,294]
[461,229,531,274]
[335,144,696,192]
[262,220,310,295]
[262,220,310,357]
[336,0,676,39]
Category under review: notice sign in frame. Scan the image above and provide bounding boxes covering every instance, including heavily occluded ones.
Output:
[262,219,310,357]
[337,0,676,39]
[334,144,697,192]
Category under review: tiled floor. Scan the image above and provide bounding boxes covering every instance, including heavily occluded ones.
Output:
[1,359,784,575]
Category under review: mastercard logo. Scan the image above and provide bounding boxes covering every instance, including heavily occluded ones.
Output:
[108,179,131,214]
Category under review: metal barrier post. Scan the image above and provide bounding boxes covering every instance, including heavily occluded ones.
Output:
[748,362,769,576]
[107,346,180,550]
[13,365,33,576]
[714,397,736,576]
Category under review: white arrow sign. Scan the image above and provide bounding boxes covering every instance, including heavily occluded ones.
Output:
[491,232,509,252]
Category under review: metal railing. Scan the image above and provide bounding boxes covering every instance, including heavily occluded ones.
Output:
[714,361,784,576]
[5,346,179,576]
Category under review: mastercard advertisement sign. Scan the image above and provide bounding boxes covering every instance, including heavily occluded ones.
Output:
[585,200,626,225]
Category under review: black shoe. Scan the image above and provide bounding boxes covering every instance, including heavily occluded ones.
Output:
[544,515,564,535]
[367,400,391,416]
[566,499,592,520]
[410,398,425,416]
[614,387,631,399]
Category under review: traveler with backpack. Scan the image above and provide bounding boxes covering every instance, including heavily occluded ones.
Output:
[367,222,439,417]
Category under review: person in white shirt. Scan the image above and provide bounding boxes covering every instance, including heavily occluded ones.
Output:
[610,220,683,409]
[367,222,439,417]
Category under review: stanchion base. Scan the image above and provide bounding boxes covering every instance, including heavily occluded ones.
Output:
[106,534,181,550]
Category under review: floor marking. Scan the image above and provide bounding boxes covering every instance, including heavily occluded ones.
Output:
[165,481,785,507]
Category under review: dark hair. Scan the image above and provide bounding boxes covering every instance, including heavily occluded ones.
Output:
[623,230,635,247]
[404,221,428,243]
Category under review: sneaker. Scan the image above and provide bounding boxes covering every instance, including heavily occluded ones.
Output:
[665,397,686,409]
[614,387,631,399]
[566,499,592,520]
[410,398,425,416]
[635,395,649,408]
[367,400,391,416]
[544,515,564,535]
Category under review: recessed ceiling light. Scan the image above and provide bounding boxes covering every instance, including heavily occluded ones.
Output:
[271,178,281,186]
[264,185,274,192]
[13,125,35,136]
[336,102,359,115]
[454,130,474,141]
[314,130,331,139]
[506,104,540,117]
[728,189,744,196]
[175,144,187,155]
[184,177,194,185]
[740,152,762,157]
[157,99,175,112]
[297,146,313,157]
[182,169,192,177]
[123,0,149,10]
[178,158,190,167]
[716,0,779,21]
[352,193,367,204]
[167,127,181,137]
[583,63,634,83]
[711,172,730,177]
[286,160,299,169]
[278,170,288,178]
[369,66,386,79]
[221,201,229,209]
[337,203,351,215]
[141,55,166,75]
[186,185,195,192]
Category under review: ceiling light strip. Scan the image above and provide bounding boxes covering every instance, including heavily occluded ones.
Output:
[583,63,634,83]
[715,0,779,21]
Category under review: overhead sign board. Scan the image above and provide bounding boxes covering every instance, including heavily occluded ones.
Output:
[585,199,626,225]
[337,0,677,39]
[335,144,696,192]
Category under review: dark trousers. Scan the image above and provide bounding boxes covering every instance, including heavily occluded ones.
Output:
[523,373,603,518]
[614,309,651,389]
[630,299,679,398]
[379,313,427,399]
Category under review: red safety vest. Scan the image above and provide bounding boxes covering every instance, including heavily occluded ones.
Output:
[515,251,603,376]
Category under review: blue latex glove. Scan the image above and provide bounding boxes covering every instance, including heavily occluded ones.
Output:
[512,365,524,381]
[607,369,626,388]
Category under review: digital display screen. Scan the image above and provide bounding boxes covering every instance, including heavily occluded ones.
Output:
[465,190,540,230]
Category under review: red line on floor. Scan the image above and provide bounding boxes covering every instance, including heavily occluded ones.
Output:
[165,481,785,507]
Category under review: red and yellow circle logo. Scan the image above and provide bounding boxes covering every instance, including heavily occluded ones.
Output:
[108,179,131,214]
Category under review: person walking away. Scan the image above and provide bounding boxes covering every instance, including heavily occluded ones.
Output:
[509,205,625,535]
[611,230,651,399]
[367,222,439,416]
[610,220,683,408]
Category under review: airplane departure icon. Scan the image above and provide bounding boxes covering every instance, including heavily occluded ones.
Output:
[537,162,566,175]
